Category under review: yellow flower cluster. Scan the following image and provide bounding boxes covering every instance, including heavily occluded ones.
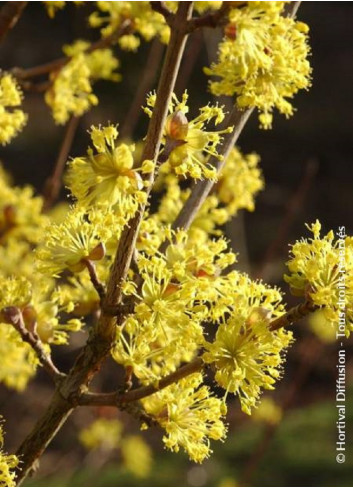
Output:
[36,207,120,277]
[0,421,18,487]
[45,42,120,124]
[0,172,83,390]
[143,374,226,463]
[0,169,46,245]
[145,92,232,179]
[151,145,263,242]
[114,230,236,382]
[79,418,152,478]
[111,213,294,458]
[36,124,147,319]
[79,418,123,451]
[216,147,263,214]
[0,74,27,145]
[285,221,353,337]
[89,2,171,48]
[203,273,292,415]
[0,321,38,391]
[121,435,152,478]
[205,2,312,128]
[65,125,146,213]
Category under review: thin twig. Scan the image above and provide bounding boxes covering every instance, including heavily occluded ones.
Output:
[283,1,301,17]
[0,1,27,43]
[164,0,302,244]
[119,39,165,140]
[43,116,79,210]
[186,2,234,32]
[79,357,204,407]
[175,28,203,95]
[79,298,318,408]
[269,300,317,332]
[101,3,194,338]
[1,307,65,382]
[14,5,194,485]
[150,1,173,25]
[83,260,106,302]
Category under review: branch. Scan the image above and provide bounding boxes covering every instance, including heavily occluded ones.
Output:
[0,1,27,43]
[150,1,173,25]
[43,115,79,210]
[80,298,318,408]
[284,1,301,18]
[14,5,193,484]
[1,307,65,383]
[12,19,132,81]
[101,2,194,337]
[162,107,253,243]
[83,259,106,302]
[162,0,302,245]
[79,357,204,407]
[186,2,235,32]
[119,39,164,140]
[269,300,317,332]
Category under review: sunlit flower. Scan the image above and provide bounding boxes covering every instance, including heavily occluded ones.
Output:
[285,221,353,337]
[145,92,232,179]
[205,3,312,128]
[143,374,226,463]
[66,125,147,213]
[0,421,18,487]
[0,74,27,145]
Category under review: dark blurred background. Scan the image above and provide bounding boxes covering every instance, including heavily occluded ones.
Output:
[0,2,352,486]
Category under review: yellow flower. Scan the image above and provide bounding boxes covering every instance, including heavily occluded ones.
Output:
[0,422,18,487]
[145,92,232,179]
[66,125,146,213]
[252,397,283,425]
[45,54,98,124]
[43,1,65,17]
[194,2,223,14]
[205,2,312,128]
[121,435,152,478]
[36,206,120,277]
[152,145,263,241]
[63,40,121,82]
[46,39,121,124]
[0,322,38,391]
[285,221,353,337]
[79,419,123,451]
[0,74,27,145]
[143,374,226,463]
[89,2,170,45]
[216,147,264,214]
[203,274,292,414]
[0,171,47,245]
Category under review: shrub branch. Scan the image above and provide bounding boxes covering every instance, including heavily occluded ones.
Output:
[14,3,193,485]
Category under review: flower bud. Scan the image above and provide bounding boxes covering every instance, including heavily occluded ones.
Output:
[225,23,237,41]
[88,242,106,261]
[247,306,272,326]
[22,305,37,333]
[3,205,17,226]
[165,111,189,141]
